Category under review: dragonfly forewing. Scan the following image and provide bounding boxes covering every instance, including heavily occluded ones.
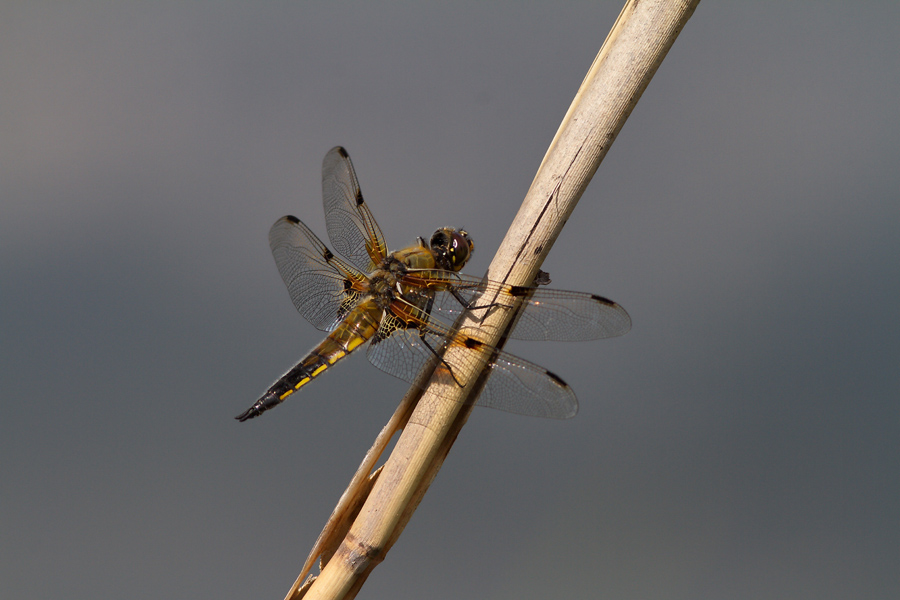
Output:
[425,275,632,342]
[322,146,388,273]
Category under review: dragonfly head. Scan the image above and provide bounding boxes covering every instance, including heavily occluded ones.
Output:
[430,227,474,272]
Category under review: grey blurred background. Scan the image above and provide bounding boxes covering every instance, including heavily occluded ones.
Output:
[2,2,897,599]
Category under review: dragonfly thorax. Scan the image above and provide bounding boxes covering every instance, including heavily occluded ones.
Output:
[365,267,402,311]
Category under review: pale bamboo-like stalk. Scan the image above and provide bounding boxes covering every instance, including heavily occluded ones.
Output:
[287,1,700,598]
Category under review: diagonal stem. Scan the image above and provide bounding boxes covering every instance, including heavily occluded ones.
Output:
[289,2,701,598]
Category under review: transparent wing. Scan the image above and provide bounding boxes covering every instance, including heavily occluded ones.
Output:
[366,306,578,419]
[404,271,632,341]
[269,215,368,333]
[322,146,388,273]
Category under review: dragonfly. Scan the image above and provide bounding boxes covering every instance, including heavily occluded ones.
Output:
[236,147,631,422]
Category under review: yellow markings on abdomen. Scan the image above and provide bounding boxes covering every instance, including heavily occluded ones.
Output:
[327,349,347,364]
[346,336,366,352]
[274,302,382,399]
[280,375,313,399]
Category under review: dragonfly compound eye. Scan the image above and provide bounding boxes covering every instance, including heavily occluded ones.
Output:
[448,230,473,269]
[430,229,449,250]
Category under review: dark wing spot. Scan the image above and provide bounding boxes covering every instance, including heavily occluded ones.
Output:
[356,189,364,206]
[337,146,350,158]
[545,370,567,387]
[508,285,530,297]
[286,215,300,224]
[463,337,483,350]
[591,294,616,307]
[323,248,334,261]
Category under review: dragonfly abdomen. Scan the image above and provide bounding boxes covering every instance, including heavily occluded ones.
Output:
[235,301,383,422]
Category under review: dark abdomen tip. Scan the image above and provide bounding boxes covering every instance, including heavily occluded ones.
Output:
[235,390,282,422]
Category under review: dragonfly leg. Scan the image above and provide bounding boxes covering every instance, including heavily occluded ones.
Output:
[415,293,466,387]
[449,288,511,323]
[417,328,464,388]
